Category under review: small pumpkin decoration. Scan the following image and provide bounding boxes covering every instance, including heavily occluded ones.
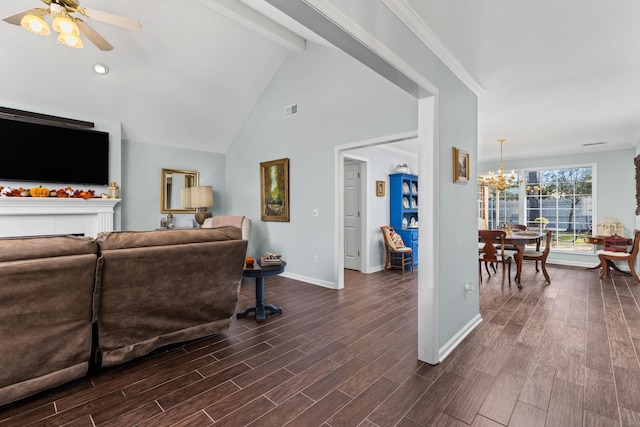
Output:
[29,186,50,198]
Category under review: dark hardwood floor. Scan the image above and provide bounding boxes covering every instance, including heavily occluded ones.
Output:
[2,261,640,426]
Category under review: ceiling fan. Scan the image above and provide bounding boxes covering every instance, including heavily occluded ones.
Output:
[2,0,141,51]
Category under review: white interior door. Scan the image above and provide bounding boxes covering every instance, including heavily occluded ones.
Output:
[344,161,361,270]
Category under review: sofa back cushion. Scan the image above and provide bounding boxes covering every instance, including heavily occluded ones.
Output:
[95,227,242,250]
[0,235,97,262]
[93,228,248,367]
[0,235,98,406]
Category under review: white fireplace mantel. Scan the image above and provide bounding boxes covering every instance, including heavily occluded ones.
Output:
[0,197,120,238]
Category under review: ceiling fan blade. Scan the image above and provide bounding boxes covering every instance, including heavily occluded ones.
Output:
[81,7,141,31]
[3,9,39,25]
[76,19,113,51]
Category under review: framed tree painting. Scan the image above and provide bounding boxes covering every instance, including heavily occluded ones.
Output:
[260,158,290,222]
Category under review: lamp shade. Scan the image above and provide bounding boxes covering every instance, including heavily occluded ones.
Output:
[21,14,50,35]
[52,15,79,36]
[57,32,83,48]
[188,186,213,209]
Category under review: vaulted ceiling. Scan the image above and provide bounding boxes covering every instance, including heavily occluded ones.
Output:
[1,0,638,163]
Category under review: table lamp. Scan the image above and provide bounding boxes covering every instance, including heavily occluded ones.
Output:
[188,186,214,227]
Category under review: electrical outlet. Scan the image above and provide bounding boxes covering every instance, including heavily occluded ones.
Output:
[464,282,474,297]
[314,255,319,263]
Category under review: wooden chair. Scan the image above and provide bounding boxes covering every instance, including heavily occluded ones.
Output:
[522,230,552,283]
[597,229,640,282]
[479,229,515,288]
[380,226,413,275]
[498,224,529,252]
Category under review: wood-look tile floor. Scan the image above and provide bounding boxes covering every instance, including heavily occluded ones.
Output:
[1,262,640,426]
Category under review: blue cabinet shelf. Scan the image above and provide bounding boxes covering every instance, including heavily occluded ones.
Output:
[389,173,418,267]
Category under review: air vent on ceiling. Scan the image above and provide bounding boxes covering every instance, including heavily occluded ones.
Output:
[285,103,298,118]
[582,141,606,147]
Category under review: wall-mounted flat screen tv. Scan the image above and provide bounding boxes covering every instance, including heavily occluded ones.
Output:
[0,117,109,186]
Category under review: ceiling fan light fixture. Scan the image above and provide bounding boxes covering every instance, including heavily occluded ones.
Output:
[57,32,83,48]
[5,1,140,51]
[52,15,79,36]
[20,14,50,36]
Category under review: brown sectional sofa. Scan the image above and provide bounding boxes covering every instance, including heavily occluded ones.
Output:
[0,235,98,408]
[0,227,247,407]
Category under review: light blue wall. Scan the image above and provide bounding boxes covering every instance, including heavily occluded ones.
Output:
[225,43,417,283]
[121,140,225,231]
[347,0,480,350]
[226,3,479,354]
[480,148,635,265]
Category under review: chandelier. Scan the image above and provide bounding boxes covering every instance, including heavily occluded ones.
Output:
[479,139,521,191]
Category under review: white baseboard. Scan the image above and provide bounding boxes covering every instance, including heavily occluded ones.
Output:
[280,272,336,289]
[367,265,385,273]
[438,314,483,362]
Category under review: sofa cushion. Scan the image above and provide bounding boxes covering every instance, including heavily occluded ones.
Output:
[0,235,97,262]
[95,227,242,250]
[93,228,247,367]
[0,235,97,406]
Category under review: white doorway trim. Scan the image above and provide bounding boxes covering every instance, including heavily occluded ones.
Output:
[334,103,439,366]
[302,0,443,366]
[335,131,418,289]
[417,96,439,364]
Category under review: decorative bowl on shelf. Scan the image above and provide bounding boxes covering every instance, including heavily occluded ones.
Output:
[396,164,410,174]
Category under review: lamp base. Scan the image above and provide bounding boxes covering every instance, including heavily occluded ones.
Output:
[195,209,212,227]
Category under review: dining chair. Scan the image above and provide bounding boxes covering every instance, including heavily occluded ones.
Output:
[491,224,527,271]
[597,229,640,282]
[479,229,515,288]
[380,226,413,275]
[522,230,552,283]
[498,224,528,251]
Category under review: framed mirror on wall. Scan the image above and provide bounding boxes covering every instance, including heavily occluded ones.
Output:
[161,168,199,213]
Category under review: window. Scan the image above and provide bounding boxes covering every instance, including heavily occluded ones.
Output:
[478,165,594,252]
[524,166,593,251]
[487,185,520,229]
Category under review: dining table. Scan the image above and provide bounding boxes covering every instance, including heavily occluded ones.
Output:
[480,230,544,288]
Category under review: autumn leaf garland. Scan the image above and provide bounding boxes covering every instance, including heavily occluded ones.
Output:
[0,186,100,199]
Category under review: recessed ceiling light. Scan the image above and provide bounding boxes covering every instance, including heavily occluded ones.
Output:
[92,63,109,75]
[582,141,606,147]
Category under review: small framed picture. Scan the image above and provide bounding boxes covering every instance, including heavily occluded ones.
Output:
[376,180,385,197]
[452,147,470,184]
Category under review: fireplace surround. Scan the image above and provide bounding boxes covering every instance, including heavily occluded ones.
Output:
[0,197,120,238]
